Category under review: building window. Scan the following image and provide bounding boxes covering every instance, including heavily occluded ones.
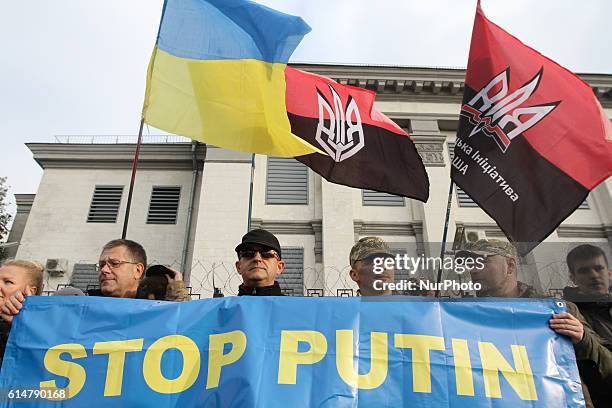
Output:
[266,157,308,204]
[362,190,405,206]
[147,186,181,224]
[87,185,124,223]
[455,189,479,208]
[278,247,304,296]
[447,143,478,207]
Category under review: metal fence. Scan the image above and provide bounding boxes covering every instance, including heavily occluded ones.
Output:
[42,257,580,300]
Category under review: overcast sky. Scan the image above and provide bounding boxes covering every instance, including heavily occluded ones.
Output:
[1,0,610,217]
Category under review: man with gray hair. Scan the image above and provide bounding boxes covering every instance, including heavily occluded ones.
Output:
[90,239,147,298]
[1,239,189,324]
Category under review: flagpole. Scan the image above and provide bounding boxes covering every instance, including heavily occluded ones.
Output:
[121,118,145,239]
[246,153,255,232]
[434,180,454,297]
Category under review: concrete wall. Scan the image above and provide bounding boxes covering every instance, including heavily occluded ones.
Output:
[189,148,252,296]
[252,155,317,221]
[5,194,34,259]
[16,168,194,291]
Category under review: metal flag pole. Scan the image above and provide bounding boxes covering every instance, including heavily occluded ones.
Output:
[246,153,256,232]
[435,179,455,297]
[121,118,145,239]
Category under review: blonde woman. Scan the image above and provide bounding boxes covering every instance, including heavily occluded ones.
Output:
[0,260,44,365]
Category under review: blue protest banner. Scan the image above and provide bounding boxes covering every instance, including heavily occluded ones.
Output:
[0,296,583,407]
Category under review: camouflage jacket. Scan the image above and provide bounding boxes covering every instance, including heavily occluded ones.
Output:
[516,281,540,298]
[165,281,192,302]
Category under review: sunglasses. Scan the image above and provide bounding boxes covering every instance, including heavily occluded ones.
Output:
[238,249,279,260]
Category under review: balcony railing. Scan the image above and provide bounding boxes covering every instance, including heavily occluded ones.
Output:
[54,135,192,144]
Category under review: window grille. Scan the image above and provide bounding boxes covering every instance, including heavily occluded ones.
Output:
[87,185,123,223]
[70,263,98,292]
[266,157,308,204]
[147,186,181,224]
[278,247,304,296]
[362,190,405,206]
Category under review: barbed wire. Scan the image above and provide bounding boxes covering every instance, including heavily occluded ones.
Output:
[171,258,577,298]
[43,257,580,299]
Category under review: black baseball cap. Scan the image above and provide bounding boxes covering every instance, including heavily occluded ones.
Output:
[235,229,282,259]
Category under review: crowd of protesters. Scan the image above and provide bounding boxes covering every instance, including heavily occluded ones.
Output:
[0,230,610,405]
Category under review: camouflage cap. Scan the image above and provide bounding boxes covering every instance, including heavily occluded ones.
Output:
[350,237,393,266]
[456,239,517,258]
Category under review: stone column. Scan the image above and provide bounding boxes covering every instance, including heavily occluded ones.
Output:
[190,147,253,296]
[320,179,356,296]
[410,119,450,257]
[590,178,612,250]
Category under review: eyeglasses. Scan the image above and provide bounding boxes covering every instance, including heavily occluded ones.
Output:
[238,249,279,260]
[97,259,140,271]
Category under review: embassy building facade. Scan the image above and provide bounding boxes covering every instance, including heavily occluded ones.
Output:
[7,64,612,298]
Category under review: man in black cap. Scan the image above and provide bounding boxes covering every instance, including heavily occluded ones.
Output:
[235,229,285,296]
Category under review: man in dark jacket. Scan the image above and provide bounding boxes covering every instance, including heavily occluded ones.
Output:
[551,302,612,408]
[90,240,190,301]
[88,239,147,298]
[1,240,190,324]
[562,244,612,407]
[457,240,608,406]
[235,229,285,296]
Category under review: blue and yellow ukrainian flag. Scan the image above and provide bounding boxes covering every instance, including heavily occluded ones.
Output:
[143,0,319,156]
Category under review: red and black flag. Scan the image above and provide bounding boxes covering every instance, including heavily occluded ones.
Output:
[285,66,429,202]
[453,2,612,254]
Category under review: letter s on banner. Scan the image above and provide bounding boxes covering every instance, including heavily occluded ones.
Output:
[40,343,87,400]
